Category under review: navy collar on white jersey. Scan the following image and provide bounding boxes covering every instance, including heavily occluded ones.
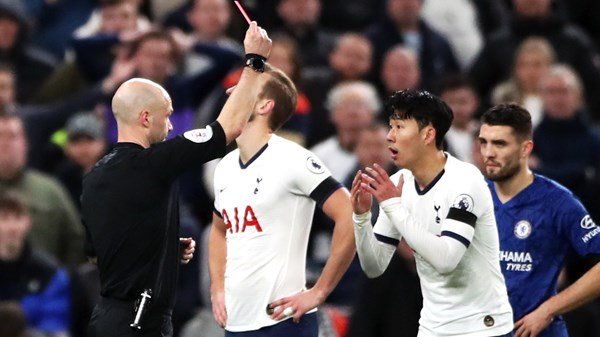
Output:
[239,143,269,169]
[414,169,446,195]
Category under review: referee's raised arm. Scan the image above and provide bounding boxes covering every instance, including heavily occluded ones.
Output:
[216,21,272,144]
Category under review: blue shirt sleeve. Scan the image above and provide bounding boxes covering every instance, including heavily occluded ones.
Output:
[557,194,600,256]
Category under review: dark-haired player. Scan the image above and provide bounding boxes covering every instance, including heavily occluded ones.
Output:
[351,89,513,337]
[479,103,600,337]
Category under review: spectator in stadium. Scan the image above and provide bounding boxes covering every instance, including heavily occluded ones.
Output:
[53,113,107,210]
[492,37,556,128]
[469,0,600,120]
[346,242,422,337]
[365,0,459,90]
[0,191,71,335]
[312,122,393,317]
[532,65,600,220]
[314,122,394,314]
[438,74,481,163]
[97,30,242,143]
[274,0,335,68]
[479,103,600,337]
[0,111,83,266]
[0,60,131,169]
[74,0,149,39]
[320,0,385,32]
[380,45,421,100]
[26,0,96,59]
[34,0,148,103]
[304,33,373,146]
[184,0,240,52]
[311,81,380,182]
[421,0,483,68]
[0,0,57,103]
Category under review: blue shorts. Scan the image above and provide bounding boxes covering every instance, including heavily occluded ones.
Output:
[224,312,318,337]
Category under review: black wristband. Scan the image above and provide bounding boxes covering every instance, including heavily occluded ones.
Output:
[245,53,266,73]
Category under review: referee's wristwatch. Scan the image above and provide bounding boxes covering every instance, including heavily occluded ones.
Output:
[245,53,266,73]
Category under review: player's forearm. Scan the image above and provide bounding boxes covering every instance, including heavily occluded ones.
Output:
[208,226,227,293]
[539,262,600,317]
[216,69,266,144]
[381,198,466,274]
[313,216,356,299]
[353,211,396,278]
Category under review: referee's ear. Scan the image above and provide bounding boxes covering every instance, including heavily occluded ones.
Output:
[140,110,151,128]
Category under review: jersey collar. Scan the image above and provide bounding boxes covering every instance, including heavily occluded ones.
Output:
[414,168,445,195]
[239,143,269,169]
[489,174,539,208]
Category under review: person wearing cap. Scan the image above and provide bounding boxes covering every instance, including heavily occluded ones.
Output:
[53,113,107,210]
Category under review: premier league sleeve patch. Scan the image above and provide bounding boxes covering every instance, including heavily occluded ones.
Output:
[452,194,474,213]
[306,156,325,174]
[184,126,213,143]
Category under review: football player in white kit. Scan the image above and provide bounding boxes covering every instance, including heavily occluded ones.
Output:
[209,63,355,337]
[351,90,514,337]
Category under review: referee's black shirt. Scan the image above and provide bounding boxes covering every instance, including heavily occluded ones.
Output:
[81,121,226,313]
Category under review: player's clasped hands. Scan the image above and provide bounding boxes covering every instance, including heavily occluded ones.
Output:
[244,21,272,59]
[267,288,326,323]
[351,164,404,212]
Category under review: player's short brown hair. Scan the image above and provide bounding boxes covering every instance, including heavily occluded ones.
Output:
[260,64,298,132]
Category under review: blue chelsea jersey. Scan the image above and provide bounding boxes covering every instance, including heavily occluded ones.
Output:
[488,174,600,337]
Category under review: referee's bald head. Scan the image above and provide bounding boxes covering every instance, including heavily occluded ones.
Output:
[112,78,171,126]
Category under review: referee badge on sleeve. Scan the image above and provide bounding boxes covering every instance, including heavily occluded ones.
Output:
[184,126,213,143]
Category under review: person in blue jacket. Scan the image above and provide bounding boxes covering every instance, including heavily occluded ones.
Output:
[0,190,71,334]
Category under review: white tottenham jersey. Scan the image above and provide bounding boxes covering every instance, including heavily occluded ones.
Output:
[213,135,336,332]
[374,154,513,337]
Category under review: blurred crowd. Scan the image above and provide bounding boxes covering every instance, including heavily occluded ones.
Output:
[0,0,599,336]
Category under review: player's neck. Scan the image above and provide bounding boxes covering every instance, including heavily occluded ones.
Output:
[494,168,534,203]
[237,122,272,163]
[411,150,447,190]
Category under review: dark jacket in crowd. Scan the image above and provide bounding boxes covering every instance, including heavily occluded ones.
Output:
[16,84,109,170]
[365,17,459,90]
[469,11,600,119]
[533,111,600,218]
[0,0,57,103]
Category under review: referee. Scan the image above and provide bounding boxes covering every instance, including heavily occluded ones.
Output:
[82,22,272,337]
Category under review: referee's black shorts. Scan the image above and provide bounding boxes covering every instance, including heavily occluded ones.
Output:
[88,297,173,337]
